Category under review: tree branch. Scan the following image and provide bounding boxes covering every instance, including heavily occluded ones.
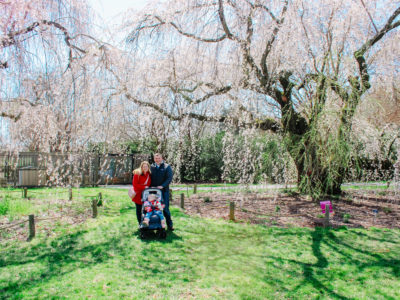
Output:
[0,111,21,121]
[253,3,280,24]
[167,18,227,43]
[218,0,235,40]
[359,0,379,33]
[190,85,232,105]
[354,6,400,92]
[0,20,87,69]
[254,118,280,132]
[260,0,288,80]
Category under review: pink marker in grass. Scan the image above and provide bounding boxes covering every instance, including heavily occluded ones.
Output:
[320,201,333,214]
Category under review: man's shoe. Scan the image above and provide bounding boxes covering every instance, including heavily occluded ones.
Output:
[168,226,174,231]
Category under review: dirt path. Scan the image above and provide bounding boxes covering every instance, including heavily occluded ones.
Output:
[176,190,400,228]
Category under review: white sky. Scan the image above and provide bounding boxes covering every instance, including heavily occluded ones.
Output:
[88,0,150,43]
[89,0,148,26]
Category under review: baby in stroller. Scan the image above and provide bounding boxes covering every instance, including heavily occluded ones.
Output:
[139,188,167,239]
[142,193,166,228]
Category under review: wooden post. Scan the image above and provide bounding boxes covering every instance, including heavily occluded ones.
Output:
[28,214,35,241]
[92,199,98,218]
[324,209,330,227]
[229,201,235,221]
[98,192,102,206]
[180,193,184,209]
[68,188,73,201]
[23,187,28,199]
[193,184,197,194]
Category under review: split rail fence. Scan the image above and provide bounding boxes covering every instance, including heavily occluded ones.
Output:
[0,188,104,242]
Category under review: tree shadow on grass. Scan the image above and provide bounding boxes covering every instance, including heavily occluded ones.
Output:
[323,230,400,277]
[292,228,348,300]
[0,223,143,297]
[265,227,399,299]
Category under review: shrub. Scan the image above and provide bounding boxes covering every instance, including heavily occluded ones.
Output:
[204,197,211,203]
[383,207,392,214]
[343,213,351,223]
[0,196,10,215]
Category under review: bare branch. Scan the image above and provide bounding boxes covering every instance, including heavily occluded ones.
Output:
[260,0,289,80]
[299,5,318,72]
[1,20,87,70]
[0,111,21,121]
[218,0,234,40]
[253,3,279,24]
[359,0,379,33]
[246,8,254,44]
[355,6,400,92]
[169,20,227,42]
[138,15,227,43]
[190,85,232,105]
[254,117,280,132]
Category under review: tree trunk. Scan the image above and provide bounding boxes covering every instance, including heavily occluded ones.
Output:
[285,131,344,199]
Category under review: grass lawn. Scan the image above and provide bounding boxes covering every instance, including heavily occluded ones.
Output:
[172,181,396,199]
[1,187,400,299]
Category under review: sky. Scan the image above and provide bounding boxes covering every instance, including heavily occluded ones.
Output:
[88,0,148,26]
[87,0,150,43]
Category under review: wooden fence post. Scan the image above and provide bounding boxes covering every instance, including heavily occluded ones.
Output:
[97,192,102,206]
[13,170,17,188]
[193,184,197,194]
[69,188,73,201]
[92,199,98,218]
[28,214,35,241]
[324,209,330,227]
[180,193,184,209]
[23,187,28,199]
[229,201,235,221]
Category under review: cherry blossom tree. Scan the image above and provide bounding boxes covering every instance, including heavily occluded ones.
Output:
[122,0,400,197]
[2,0,399,191]
[0,0,131,185]
[0,0,127,153]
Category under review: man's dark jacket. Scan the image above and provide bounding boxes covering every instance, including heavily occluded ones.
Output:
[150,162,173,189]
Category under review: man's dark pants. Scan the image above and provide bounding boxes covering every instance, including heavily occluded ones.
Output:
[162,189,173,228]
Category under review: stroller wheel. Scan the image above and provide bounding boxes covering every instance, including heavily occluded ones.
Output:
[158,229,167,239]
[139,230,146,239]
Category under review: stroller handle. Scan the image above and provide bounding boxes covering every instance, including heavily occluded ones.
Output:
[141,188,164,203]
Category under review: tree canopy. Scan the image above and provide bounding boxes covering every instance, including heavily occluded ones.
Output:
[1,0,399,195]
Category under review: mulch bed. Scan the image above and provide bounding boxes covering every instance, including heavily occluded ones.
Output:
[175,190,400,229]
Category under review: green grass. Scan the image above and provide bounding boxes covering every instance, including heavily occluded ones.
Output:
[1,186,400,299]
[1,194,400,298]
[0,187,130,219]
[0,194,32,218]
[173,181,397,198]
[341,182,395,192]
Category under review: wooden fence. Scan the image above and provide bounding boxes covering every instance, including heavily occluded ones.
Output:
[0,152,150,187]
[0,188,104,242]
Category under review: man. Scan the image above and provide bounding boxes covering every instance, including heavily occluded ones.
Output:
[150,153,174,231]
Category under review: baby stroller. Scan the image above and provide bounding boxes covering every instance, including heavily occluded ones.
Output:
[139,188,167,239]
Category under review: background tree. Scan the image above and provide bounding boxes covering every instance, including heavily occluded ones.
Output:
[123,0,400,197]
[0,0,149,155]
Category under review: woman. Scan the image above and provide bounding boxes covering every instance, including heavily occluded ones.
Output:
[132,161,151,225]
